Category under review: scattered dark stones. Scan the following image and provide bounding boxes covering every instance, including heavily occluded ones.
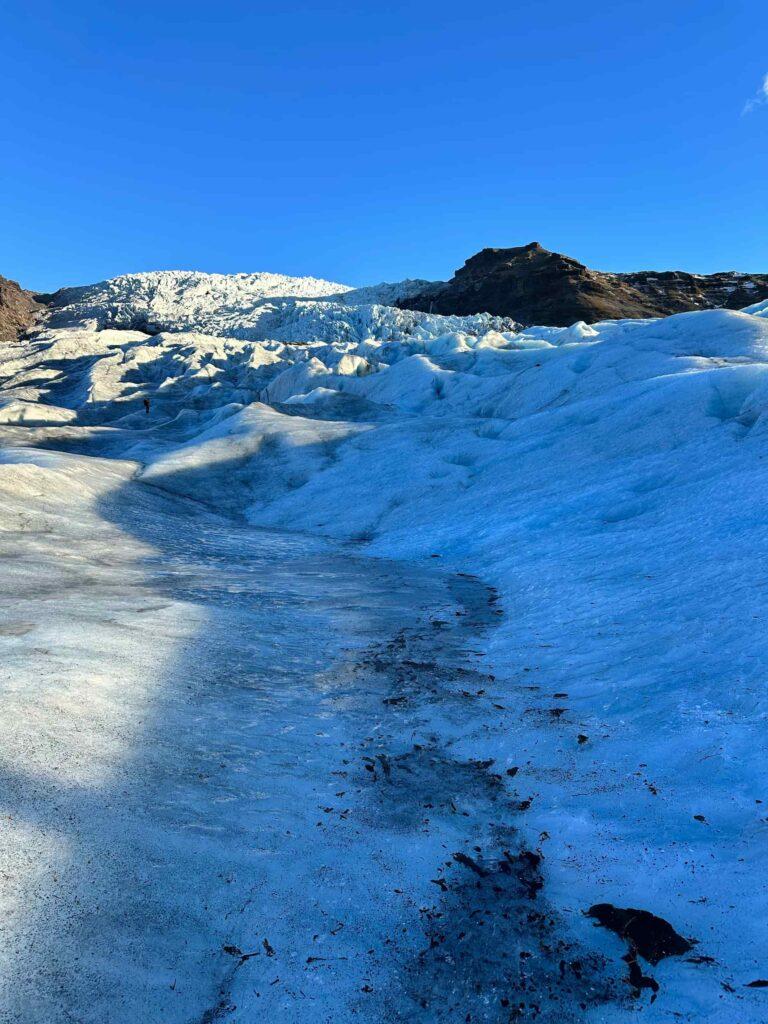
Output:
[393,840,615,1021]
[377,753,393,781]
[332,571,623,1020]
[454,851,489,877]
[222,944,261,966]
[199,998,237,1023]
[502,850,544,900]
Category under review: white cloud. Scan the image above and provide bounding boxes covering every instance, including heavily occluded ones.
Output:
[743,72,768,114]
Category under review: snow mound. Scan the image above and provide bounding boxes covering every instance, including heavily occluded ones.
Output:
[743,295,768,317]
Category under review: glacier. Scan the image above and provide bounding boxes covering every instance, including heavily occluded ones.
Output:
[1,269,768,1022]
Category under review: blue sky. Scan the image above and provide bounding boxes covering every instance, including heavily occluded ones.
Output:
[1,0,766,291]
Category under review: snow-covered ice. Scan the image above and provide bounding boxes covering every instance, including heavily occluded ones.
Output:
[2,270,768,1022]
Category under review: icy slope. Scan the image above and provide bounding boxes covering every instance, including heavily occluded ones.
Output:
[743,295,768,317]
[3,270,768,1020]
[1,445,504,1023]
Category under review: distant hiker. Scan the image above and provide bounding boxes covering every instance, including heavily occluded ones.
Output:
[143,398,150,415]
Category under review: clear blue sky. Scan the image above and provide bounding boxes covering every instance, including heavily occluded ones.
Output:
[2,0,766,291]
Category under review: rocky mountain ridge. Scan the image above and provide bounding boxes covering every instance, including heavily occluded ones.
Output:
[0,275,42,343]
[399,242,768,326]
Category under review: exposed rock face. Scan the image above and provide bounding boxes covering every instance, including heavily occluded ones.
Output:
[618,268,768,317]
[399,242,768,326]
[0,276,42,343]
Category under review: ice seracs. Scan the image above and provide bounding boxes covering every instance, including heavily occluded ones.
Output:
[45,269,485,343]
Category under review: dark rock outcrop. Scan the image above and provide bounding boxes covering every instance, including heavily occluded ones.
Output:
[0,275,42,343]
[586,904,694,965]
[399,242,768,326]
